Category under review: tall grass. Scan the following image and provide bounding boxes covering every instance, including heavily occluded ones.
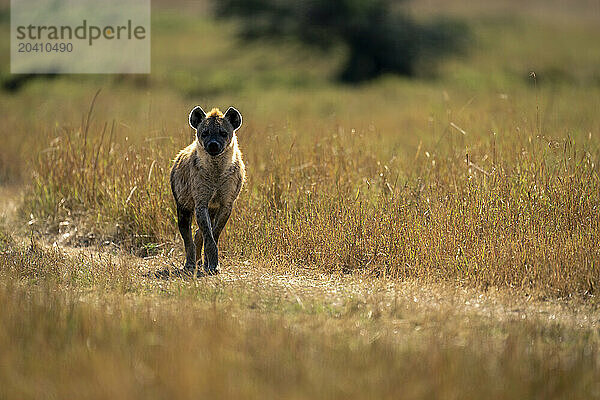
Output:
[23,91,600,296]
[3,6,599,296]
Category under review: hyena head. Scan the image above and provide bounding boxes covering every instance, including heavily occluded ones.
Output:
[188,106,242,156]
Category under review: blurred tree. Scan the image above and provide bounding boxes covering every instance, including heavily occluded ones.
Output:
[214,0,469,82]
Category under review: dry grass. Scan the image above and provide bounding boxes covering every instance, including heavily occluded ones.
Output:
[1,6,595,298]
[1,2,600,398]
[1,233,599,400]
[19,86,600,296]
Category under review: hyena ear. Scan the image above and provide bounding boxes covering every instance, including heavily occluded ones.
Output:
[224,107,242,132]
[189,106,206,130]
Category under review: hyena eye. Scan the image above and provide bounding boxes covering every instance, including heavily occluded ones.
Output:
[201,130,209,137]
[219,130,228,137]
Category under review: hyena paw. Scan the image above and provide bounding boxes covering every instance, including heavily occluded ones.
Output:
[183,261,196,272]
[203,262,220,275]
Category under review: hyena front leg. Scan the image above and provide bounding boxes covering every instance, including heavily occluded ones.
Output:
[208,177,241,252]
[194,228,203,268]
[202,205,232,270]
[211,205,232,245]
[177,206,196,271]
[196,206,219,274]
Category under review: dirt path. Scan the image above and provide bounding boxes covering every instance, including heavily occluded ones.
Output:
[0,186,20,226]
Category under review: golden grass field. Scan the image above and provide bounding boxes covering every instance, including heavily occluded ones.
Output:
[0,0,599,398]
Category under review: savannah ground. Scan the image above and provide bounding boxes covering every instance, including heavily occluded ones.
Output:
[1,0,599,398]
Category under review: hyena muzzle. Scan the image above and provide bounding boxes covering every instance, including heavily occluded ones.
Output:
[170,106,246,275]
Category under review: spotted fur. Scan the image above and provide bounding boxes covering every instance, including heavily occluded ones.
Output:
[170,106,246,275]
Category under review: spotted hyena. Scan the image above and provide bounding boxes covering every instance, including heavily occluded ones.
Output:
[170,106,245,275]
